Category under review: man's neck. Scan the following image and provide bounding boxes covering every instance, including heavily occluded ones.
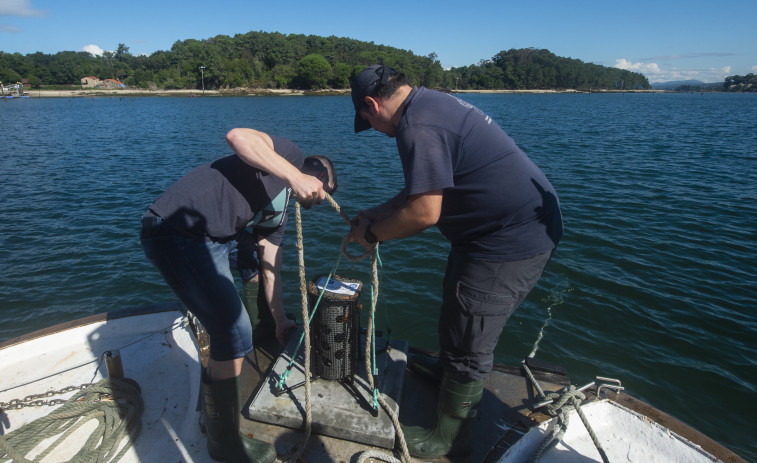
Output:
[387,85,413,128]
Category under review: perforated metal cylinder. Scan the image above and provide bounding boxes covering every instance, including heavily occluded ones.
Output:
[308,275,362,380]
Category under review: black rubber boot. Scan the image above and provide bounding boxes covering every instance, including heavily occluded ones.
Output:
[243,278,268,340]
[201,370,276,463]
[401,373,484,458]
[407,353,443,384]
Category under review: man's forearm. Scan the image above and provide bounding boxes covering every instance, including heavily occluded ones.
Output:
[363,189,407,222]
[371,190,442,242]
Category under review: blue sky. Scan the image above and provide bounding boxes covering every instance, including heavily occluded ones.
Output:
[1,0,755,83]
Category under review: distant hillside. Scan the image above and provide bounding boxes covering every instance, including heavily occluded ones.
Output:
[652,80,723,91]
[0,32,649,91]
[450,48,650,91]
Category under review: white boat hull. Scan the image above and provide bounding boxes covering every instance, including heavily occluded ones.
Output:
[498,399,718,463]
[0,305,210,462]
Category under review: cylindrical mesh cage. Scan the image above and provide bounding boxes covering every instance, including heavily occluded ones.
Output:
[307,274,362,380]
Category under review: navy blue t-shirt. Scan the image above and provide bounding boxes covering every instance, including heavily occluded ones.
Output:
[396,87,562,261]
[149,135,302,245]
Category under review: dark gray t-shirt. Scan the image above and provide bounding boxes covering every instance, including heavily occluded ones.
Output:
[149,135,302,245]
[396,87,562,261]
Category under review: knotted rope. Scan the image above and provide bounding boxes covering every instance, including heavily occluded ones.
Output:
[521,362,609,463]
[0,377,143,463]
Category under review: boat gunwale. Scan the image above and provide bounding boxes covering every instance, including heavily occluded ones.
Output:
[0,301,184,351]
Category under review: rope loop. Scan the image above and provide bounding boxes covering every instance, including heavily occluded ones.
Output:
[357,449,403,463]
[340,234,376,261]
[0,377,143,463]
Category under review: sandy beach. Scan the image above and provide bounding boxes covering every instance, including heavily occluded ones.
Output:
[25,88,350,98]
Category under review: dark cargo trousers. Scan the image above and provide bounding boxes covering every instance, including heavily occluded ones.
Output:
[439,248,554,382]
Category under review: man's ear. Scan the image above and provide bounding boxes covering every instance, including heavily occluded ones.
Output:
[363,96,379,113]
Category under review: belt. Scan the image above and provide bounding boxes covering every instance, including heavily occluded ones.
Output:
[140,210,227,243]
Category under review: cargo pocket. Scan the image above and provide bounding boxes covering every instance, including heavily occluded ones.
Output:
[454,281,518,355]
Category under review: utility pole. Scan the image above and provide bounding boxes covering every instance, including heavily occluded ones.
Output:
[199,66,205,95]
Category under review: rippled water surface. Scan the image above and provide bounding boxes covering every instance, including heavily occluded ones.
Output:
[1,93,755,460]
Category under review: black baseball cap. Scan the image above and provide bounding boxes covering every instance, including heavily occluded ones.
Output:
[351,64,397,133]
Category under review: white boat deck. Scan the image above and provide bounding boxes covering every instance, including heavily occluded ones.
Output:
[498,399,720,462]
[0,305,211,462]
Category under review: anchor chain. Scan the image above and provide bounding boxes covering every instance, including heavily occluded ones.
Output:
[0,384,94,411]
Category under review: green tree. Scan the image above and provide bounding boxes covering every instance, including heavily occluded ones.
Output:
[115,43,131,61]
[295,53,331,89]
[724,73,757,91]
[26,75,41,88]
[271,64,295,88]
[331,62,351,88]
[0,67,23,84]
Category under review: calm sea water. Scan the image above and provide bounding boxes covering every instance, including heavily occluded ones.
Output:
[1,93,755,461]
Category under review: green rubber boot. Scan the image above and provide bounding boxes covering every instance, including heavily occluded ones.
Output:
[201,370,276,463]
[407,353,443,384]
[401,374,484,458]
[242,278,261,328]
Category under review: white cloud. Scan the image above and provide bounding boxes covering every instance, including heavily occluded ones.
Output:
[752,65,757,73]
[0,0,46,17]
[614,58,662,75]
[1,23,22,32]
[80,44,105,56]
[615,58,732,83]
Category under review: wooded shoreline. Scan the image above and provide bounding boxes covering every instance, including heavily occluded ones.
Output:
[23,87,665,98]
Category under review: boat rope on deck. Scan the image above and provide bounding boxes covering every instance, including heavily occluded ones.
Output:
[0,377,143,463]
[521,360,613,463]
[280,193,412,463]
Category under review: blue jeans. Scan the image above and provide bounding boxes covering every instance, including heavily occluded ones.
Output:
[140,214,252,361]
[439,248,555,382]
[228,229,259,282]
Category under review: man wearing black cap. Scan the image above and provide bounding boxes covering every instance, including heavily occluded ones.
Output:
[346,65,563,458]
[141,128,337,463]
